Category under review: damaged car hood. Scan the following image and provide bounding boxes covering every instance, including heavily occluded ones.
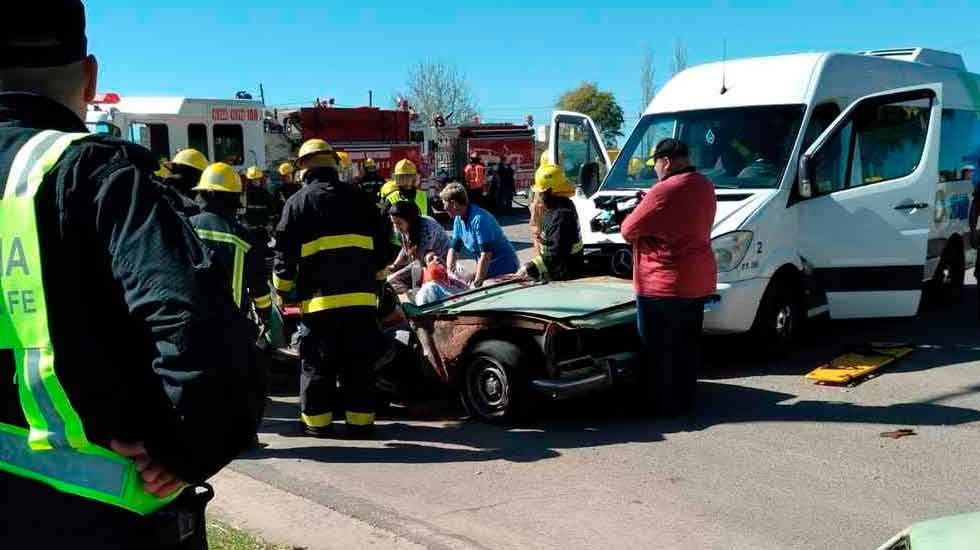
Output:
[415,277,636,322]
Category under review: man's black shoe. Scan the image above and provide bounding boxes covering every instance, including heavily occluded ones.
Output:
[302,424,336,438]
[345,424,376,439]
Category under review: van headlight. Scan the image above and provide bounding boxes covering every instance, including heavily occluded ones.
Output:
[712,231,754,272]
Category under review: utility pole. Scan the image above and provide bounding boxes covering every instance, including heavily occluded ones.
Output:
[259,83,266,106]
[369,90,373,107]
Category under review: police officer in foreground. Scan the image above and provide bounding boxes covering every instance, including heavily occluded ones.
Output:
[273,139,393,437]
[190,163,274,322]
[0,3,265,547]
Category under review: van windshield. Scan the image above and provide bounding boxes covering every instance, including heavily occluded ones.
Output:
[602,105,805,191]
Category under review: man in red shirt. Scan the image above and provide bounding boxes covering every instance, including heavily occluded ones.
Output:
[621,138,717,417]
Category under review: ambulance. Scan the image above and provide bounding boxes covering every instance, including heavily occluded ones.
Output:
[551,47,980,351]
[86,94,266,169]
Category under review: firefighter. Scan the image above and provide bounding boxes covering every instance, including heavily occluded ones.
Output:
[383,159,429,216]
[355,157,386,198]
[464,152,486,206]
[272,161,301,205]
[273,139,393,437]
[190,163,273,321]
[0,3,265,547]
[336,151,353,183]
[518,164,584,281]
[241,164,280,237]
[160,147,208,217]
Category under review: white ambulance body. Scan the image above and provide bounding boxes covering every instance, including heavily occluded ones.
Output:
[553,48,980,348]
[86,95,266,170]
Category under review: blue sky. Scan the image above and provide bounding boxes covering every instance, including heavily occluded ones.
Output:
[88,1,980,135]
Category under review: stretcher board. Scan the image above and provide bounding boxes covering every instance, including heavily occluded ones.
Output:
[805,343,914,385]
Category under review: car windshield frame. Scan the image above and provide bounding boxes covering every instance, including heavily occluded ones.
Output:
[600,104,806,192]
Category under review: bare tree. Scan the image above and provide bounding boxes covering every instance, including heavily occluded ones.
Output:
[640,44,655,115]
[670,39,688,76]
[395,60,479,126]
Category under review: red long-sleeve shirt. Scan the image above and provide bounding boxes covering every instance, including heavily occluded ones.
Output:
[621,168,717,298]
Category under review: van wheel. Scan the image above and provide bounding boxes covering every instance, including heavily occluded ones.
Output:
[930,240,965,304]
[750,276,803,356]
[459,340,533,424]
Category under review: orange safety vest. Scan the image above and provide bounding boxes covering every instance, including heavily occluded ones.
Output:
[464,163,486,191]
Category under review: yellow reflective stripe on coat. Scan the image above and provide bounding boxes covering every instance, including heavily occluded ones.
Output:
[0,130,176,515]
[195,229,251,307]
[301,292,378,314]
[273,274,294,293]
[301,413,333,427]
[571,241,584,254]
[530,256,549,279]
[252,294,273,309]
[345,411,375,426]
[300,234,374,258]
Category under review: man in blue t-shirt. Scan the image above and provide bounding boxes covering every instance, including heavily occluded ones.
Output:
[440,182,520,287]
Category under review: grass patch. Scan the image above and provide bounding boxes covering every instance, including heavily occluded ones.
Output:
[207,519,296,550]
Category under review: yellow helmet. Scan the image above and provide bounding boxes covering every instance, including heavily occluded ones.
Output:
[364,158,377,170]
[394,159,418,176]
[296,139,337,167]
[628,157,645,176]
[245,166,264,180]
[172,148,208,172]
[532,164,575,197]
[154,158,172,179]
[278,162,294,177]
[193,162,242,193]
[336,151,352,168]
[539,150,551,167]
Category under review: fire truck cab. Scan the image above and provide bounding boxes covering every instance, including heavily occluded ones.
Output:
[86,93,266,169]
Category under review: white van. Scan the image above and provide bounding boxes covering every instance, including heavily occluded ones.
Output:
[552,47,980,349]
[86,95,266,170]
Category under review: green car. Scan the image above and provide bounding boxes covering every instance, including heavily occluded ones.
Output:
[876,511,980,550]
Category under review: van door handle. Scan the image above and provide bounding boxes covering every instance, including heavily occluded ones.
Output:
[894,202,929,211]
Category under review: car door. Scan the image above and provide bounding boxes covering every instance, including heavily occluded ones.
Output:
[549,111,611,196]
[797,84,942,318]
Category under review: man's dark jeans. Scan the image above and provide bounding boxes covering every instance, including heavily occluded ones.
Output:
[635,295,705,416]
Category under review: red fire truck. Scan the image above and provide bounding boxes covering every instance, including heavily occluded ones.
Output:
[289,104,424,180]
[433,123,536,193]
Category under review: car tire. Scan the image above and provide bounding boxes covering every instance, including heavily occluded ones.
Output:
[928,239,965,305]
[749,276,803,357]
[459,340,533,424]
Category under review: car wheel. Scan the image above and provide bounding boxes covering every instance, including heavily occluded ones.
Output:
[749,276,802,356]
[459,340,533,423]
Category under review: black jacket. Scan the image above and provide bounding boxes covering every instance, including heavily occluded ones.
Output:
[157,179,201,218]
[354,171,386,199]
[242,183,280,230]
[527,195,584,281]
[0,93,264,544]
[190,202,271,314]
[273,168,392,313]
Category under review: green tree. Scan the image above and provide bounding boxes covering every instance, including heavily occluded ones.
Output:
[556,82,625,146]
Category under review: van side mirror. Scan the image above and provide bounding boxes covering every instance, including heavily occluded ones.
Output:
[578,161,601,197]
[798,155,814,199]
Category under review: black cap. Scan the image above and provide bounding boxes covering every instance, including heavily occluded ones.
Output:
[653,138,689,160]
[0,1,88,69]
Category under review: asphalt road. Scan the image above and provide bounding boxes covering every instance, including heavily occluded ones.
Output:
[214,208,980,549]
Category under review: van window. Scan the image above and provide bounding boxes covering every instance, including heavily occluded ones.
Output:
[214,124,244,165]
[603,105,805,191]
[129,122,171,160]
[555,117,608,184]
[939,109,980,182]
[188,123,210,159]
[810,94,932,195]
[801,103,841,152]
